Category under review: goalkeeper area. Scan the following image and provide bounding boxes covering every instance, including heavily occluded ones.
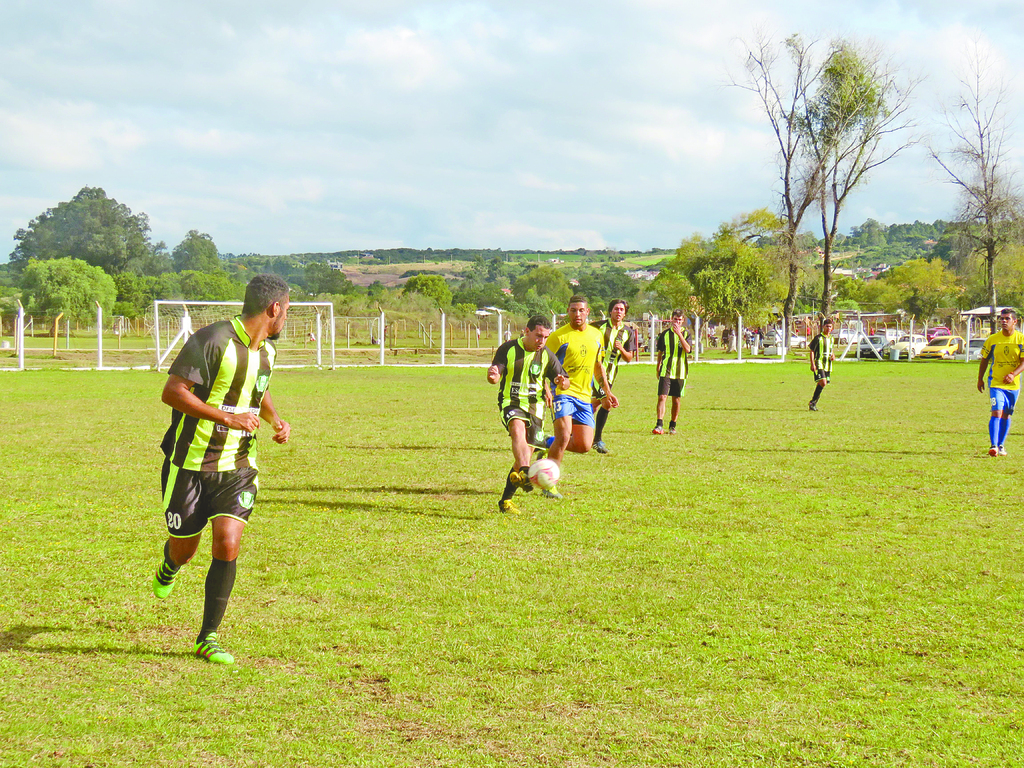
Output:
[153,300,336,369]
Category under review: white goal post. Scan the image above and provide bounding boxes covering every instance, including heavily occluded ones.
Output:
[153,300,336,370]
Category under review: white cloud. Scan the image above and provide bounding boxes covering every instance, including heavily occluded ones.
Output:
[1,0,1023,256]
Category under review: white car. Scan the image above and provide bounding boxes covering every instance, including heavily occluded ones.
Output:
[883,334,926,359]
[954,338,985,361]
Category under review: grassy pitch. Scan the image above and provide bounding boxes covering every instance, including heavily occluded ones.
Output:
[1,360,1022,766]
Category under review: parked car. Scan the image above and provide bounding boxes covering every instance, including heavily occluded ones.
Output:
[767,330,807,349]
[918,335,966,359]
[954,338,986,361]
[883,334,927,358]
[857,335,889,360]
[926,326,954,341]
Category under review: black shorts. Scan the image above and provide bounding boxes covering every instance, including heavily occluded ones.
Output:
[161,458,259,538]
[591,368,619,400]
[501,407,547,448]
[657,376,684,398]
[813,370,831,385]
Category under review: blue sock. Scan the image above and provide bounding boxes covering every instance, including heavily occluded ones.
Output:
[998,416,1011,446]
[989,416,1000,446]
[545,435,555,448]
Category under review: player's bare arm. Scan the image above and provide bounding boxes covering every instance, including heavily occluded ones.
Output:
[162,374,260,432]
[259,391,290,444]
[616,340,634,363]
[486,364,502,384]
[978,357,989,392]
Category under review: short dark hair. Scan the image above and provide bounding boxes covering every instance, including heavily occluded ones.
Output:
[671,309,684,320]
[242,274,290,318]
[822,317,835,326]
[608,299,628,314]
[568,294,589,307]
[526,315,551,331]
[1000,308,1017,320]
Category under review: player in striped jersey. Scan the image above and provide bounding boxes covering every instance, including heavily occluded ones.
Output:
[652,309,691,435]
[590,299,637,454]
[150,274,292,665]
[487,315,569,513]
[808,317,835,412]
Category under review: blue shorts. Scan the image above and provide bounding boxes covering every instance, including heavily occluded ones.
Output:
[553,394,596,427]
[990,388,1019,415]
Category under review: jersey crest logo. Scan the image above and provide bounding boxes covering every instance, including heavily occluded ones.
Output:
[256,373,271,392]
[238,491,255,509]
[529,361,542,378]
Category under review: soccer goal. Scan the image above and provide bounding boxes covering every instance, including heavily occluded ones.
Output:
[152,300,336,370]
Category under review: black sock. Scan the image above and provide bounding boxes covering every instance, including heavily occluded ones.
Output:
[156,540,180,586]
[669,421,677,431]
[199,557,237,641]
[811,384,824,403]
[656,418,664,428]
[501,468,518,501]
[594,408,610,441]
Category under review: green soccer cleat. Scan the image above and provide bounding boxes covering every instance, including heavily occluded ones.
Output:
[594,440,609,454]
[194,633,235,665]
[541,487,563,500]
[152,567,177,600]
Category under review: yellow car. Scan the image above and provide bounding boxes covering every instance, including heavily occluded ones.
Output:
[917,335,965,359]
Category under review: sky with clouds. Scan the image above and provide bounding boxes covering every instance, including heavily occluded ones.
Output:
[1,0,1022,259]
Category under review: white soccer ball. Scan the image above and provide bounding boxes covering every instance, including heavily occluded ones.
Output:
[528,459,560,490]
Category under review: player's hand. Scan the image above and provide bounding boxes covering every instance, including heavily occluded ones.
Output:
[614,341,624,353]
[555,374,570,391]
[224,411,260,432]
[272,420,291,444]
[603,393,619,409]
[486,365,500,384]
[1004,373,1016,386]
[978,379,987,393]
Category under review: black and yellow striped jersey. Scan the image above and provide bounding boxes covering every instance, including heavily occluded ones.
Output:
[161,316,278,472]
[491,338,565,418]
[809,333,834,376]
[591,320,638,383]
[656,328,689,379]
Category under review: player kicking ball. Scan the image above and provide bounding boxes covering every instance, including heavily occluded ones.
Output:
[150,274,292,665]
[487,315,568,513]
[977,308,1024,456]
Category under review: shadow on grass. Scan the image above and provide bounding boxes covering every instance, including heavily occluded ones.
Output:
[261,493,490,520]
[270,485,492,496]
[1,624,189,658]
[345,444,505,453]
[737,447,944,456]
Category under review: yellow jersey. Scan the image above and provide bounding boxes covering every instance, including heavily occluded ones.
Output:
[546,323,606,400]
[982,330,1024,390]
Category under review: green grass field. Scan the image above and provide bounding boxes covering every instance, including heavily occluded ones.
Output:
[2,360,1022,767]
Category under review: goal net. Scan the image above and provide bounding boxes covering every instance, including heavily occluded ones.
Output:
[152,300,336,370]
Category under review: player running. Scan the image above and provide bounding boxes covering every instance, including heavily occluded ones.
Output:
[487,316,569,513]
[808,317,835,412]
[150,274,292,665]
[544,295,619,498]
[652,309,691,434]
[591,299,638,454]
[977,308,1024,456]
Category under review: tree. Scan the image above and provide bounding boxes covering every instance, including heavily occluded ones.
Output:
[878,258,961,321]
[304,263,355,296]
[804,41,916,316]
[738,33,825,339]
[512,265,571,308]
[654,220,775,324]
[931,44,1022,331]
[19,258,117,321]
[179,270,243,301]
[172,230,222,273]
[402,273,452,307]
[11,187,155,274]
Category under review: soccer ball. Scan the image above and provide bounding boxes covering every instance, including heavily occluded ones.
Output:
[528,459,560,490]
